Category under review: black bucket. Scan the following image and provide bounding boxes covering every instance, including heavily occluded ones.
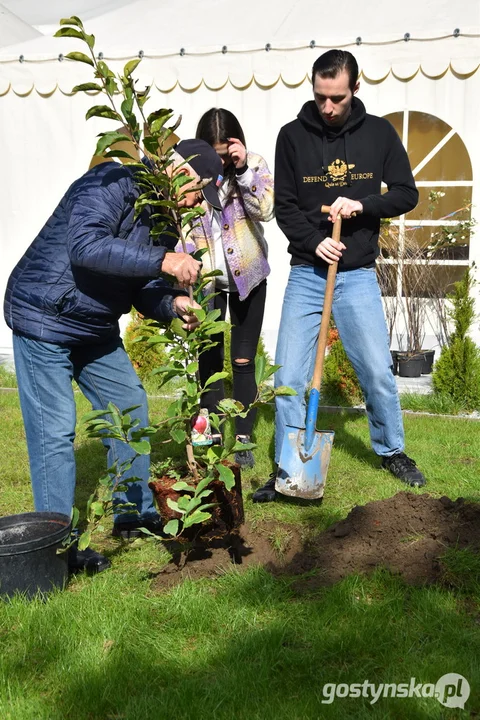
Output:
[397,354,424,378]
[421,349,435,374]
[0,512,71,599]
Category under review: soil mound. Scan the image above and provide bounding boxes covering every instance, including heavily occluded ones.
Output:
[151,492,480,591]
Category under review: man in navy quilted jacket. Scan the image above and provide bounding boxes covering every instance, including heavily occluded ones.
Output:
[4,139,224,573]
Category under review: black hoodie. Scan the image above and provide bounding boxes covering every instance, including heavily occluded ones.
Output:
[274,97,418,269]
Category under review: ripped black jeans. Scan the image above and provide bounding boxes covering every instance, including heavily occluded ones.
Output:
[198,280,266,437]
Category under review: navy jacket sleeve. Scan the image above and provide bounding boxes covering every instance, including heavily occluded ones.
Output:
[65,165,167,278]
[133,280,187,322]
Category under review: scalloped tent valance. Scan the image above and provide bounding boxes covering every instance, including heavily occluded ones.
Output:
[0,37,479,95]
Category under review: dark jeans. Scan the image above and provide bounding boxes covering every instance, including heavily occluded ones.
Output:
[199,280,267,437]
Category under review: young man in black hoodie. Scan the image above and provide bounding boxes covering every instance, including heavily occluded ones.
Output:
[253,49,426,503]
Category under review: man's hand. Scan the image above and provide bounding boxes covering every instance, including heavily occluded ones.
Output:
[315,237,347,264]
[161,252,201,287]
[329,197,363,222]
[173,296,202,330]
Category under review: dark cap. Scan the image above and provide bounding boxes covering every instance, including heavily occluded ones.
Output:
[175,139,223,210]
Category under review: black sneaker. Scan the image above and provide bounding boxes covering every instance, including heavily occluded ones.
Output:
[252,469,278,503]
[234,435,255,468]
[68,546,111,574]
[382,452,426,487]
[112,516,167,539]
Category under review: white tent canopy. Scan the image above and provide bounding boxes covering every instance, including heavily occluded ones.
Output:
[1,0,133,34]
[0,0,479,355]
[0,3,40,48]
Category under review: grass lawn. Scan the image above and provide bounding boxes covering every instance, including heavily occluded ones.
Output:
[0,389,479,719]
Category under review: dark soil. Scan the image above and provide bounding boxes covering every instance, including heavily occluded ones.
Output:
[149,463,244,538]
[151,492,480,592]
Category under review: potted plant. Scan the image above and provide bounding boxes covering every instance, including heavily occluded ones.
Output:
[378,192,475,379]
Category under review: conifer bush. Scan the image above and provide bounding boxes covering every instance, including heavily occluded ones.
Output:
[432,266,480,410]
[322,331,363,406]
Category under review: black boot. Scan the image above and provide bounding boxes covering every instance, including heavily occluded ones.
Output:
[382,452,426,487]
[252,468,278,503]
[68,545,111,574]
[112,515,167,540]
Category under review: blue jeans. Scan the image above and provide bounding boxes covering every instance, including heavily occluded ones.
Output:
[13,333,157,523]
[274,265,404,463]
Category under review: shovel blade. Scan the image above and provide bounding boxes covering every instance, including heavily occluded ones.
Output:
[276,425,334,500]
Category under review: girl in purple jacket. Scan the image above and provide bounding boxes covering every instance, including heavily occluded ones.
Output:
[192,108,274,467]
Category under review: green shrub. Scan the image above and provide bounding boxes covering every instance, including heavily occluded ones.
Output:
[322,334,363,406]
[123,311,168,386]
[432,266,480,411]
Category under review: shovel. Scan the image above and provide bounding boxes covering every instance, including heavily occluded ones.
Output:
[275,205,342,500]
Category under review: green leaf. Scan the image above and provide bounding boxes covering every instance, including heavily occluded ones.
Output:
[203,371,228,388]
[86,105,122,122]
[166,498,185,515]
[90,501,104,518]
[78,530,92,551]
[70,506,80,529]
[274,386,298,396]
[171,481,195,492]
[183,510,212,528]
[194,476,213,495]
[170,428,187,444]
[102,150,135,160]
[72,82,103,93]
[124,58,142,77]
[96,61,115,78]
[163,519,179,536]
[54,27,85,41]
[129,440,151,455]
[255,354,267,386]
[178,495,192,511]
[170,318,187,338]
[59,16,84,28]
[186,380,198,397]
[216,463,235,491]
[121,96,134,118]
[95,131,133,155]
[186,361,199,374]
[64,51,94,67]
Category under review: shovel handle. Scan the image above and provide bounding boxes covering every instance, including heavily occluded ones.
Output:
[311,205,342,392]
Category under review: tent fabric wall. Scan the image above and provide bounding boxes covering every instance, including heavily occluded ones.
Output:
[0,0,479,355]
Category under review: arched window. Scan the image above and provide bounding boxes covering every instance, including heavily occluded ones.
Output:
[380,111,473,297]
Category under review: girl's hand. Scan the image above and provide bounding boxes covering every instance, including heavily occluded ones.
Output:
[227,138,247,169]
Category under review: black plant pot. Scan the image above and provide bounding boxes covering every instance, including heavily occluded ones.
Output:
[390,350,398,376]
[421,349,435,374]
[397,354,424,378]
[0,512,71,599]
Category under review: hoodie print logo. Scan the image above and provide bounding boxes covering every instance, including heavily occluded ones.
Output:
[325,159,355,188]
[303,159,373,187]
